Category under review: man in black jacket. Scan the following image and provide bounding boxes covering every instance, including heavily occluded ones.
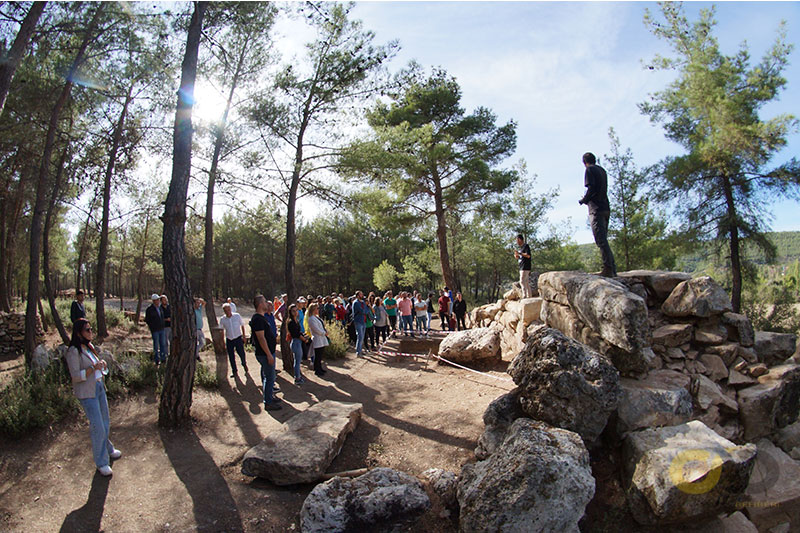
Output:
[70,290,86,324]
[250,294,281,411]
[579,152,617,277]
[144,293,167,366]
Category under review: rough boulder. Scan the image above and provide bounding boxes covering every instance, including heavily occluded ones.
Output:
[437,327,501,364]
[457,418,595,533]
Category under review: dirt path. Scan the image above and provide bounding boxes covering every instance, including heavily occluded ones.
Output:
[0,337,513,532]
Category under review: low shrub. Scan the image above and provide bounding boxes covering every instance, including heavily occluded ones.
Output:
[325,320,349,359]
[0,363,79,439]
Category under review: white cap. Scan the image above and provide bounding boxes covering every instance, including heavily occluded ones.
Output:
[151,293,160,300]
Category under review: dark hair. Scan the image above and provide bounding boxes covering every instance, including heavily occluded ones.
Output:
[69,318,98,356]
[516,234,524,241]
[253,294,266,308]
[288,304,299,323]
[76,289,84,296]
[582,152,596,165]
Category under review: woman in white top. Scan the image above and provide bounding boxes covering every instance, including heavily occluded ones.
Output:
[307,303,329,377]
[65,318,121,476]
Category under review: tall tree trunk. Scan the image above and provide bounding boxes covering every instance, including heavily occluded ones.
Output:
[134,213,151,323]
[159,1,206,429]
[433,176,456,291]
[25,4,104,367]
[721,174,742,313]
[75,189,98,294]
[96,85,133,340]
[0,165,26,312]
[119,229,127,312]
[43,143,70,344]
[0,1,47,117]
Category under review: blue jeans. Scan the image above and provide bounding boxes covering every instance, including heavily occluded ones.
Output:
[427,312,432,331]
[355,322,366,355]
[151,329,167,363]
[401,315,413,334]
[291,338,304,380]
[255,352,276,405]
[415,314,427,331]
[79,380,114,468]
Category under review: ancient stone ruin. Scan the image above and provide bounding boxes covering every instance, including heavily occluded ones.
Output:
[466,270,799,531]
[0,312,44,360]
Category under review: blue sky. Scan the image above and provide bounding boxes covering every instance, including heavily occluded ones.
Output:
[340,1,800,244]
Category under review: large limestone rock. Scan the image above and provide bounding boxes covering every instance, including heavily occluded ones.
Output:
[617,270,692,301]
[300,467,430,533]
[662,276,733,318]
[519,297,542,326]
[754,331,797,366]
[652,323,693,347]
[31,344,55,372]
[538,271,650,356]
[617,373,693,434]
[623,420,757,525]
[421,468,458,510]
[736,364,800,441]
[242,401,362,485]
[437,327,501,364]
[475,388,525,460]
[508,325,619,446]
[694,374,738,414]
[458,419,595,533]
[742,439,800,531]
[721,312,755,347]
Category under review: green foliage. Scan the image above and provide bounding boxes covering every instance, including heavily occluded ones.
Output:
[373,260,399,292]
[194,360,218,390]
[39,299,127,333]
[325,321,349,359]
[399,255,429,290]
[640,3,800,308]
[742,278,800,334]
[604,127,677,271]
[0,363,79,439]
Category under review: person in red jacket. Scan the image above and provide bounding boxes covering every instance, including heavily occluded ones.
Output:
[438,290,451,331]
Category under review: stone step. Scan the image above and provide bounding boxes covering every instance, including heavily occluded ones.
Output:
[241,400,362,485]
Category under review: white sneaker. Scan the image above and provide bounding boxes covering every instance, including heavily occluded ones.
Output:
[98,465,113,476]
[110,449,122,460]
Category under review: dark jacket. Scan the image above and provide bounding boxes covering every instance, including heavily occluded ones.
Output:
[162,304,171,328]
[144,304,164,333]
[580,164,610,213]
[453,299,467,317]
[70,301,86,323]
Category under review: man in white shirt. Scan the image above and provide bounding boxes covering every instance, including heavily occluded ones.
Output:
[226,297,237,313]
[219,302,248,377]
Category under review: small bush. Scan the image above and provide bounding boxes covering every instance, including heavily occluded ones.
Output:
[0,364,79,439]
[325,321,349,359]
[743,281,800,334]
[194,360,218,390]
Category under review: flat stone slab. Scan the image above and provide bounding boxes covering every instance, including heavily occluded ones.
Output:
[241,400,362,485]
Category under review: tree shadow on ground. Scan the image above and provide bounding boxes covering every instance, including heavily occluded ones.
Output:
[160,425,244,533]
[59,471,109,533]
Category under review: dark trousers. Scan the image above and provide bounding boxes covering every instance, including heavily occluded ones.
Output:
[590,209,616,275]
[439,312,450,330]
[314,345,325,374]
[347,321,356,343]
[226,336,247,374]
[366,325,375,350]
[375,325,388,344]
[388,315,397,332]
[456,314,467,330]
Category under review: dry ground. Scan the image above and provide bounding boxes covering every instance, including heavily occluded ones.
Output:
[0,316,514,532]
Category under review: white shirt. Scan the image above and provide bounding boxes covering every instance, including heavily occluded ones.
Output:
[414,299,427,317]
[219,313,244,340]
[228,301,237,313]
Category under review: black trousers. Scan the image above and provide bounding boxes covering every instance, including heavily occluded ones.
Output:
[439,312,450,330]
[590,209,616,275]
[226,336,247,374]
[366,325,376,349]
[313,345,324,374]
[456,314,467,330]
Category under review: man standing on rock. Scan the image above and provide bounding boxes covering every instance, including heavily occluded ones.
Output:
[514,234,533,298]
[579,152,616,277]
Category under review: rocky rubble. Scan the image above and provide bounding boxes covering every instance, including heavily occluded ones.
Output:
[465,270,799,530]
[0,312,44,359]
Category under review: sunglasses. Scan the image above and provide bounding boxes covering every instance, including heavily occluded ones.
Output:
[84,326,93,332]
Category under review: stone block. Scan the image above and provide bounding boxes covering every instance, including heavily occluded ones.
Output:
[662,276,733,318]
[742,439,800,531]
[737,365,800,442]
